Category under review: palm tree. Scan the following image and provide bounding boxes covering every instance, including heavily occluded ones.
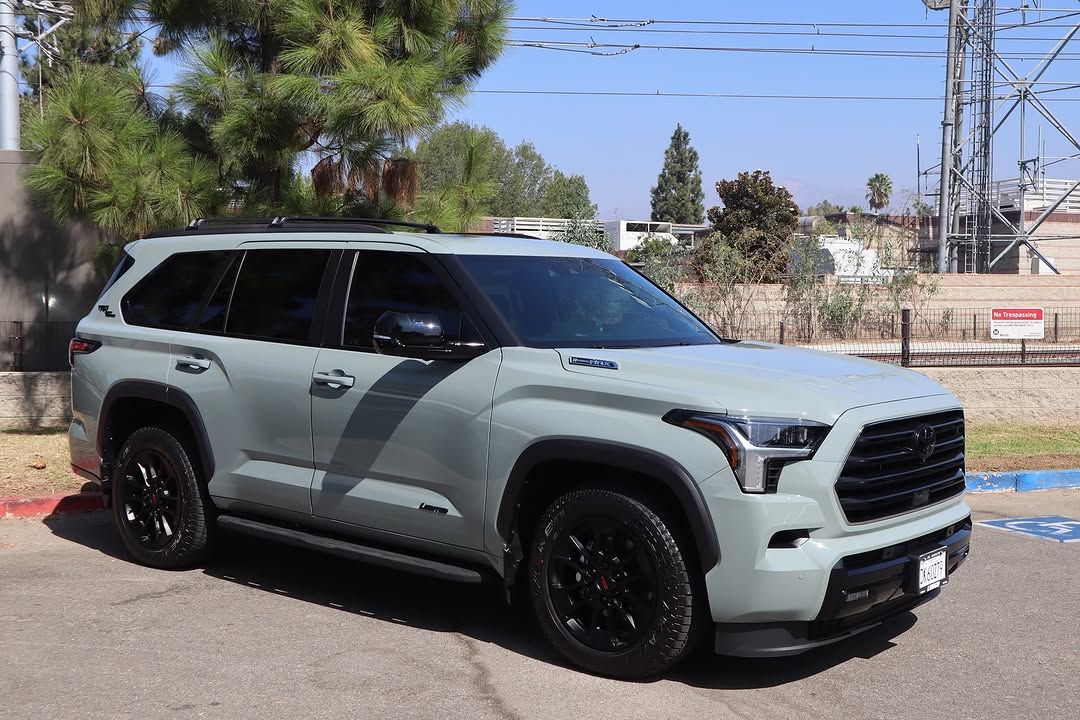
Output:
[866,173,893,214]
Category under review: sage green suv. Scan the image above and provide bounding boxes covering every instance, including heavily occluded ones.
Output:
[68,217,971,679]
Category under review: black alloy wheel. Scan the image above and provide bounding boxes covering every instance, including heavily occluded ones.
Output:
[529,488,699,679]
[545,517,658,652]
[112,426,214,569]
[118,448,182,550]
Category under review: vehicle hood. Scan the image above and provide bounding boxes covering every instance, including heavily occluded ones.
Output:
[555,342,955,424]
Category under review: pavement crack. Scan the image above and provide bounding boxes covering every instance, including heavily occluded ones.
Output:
[110,583,188,606]
[452,633,523,720]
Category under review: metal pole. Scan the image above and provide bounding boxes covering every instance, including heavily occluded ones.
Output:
[937,0,963,273]
[0,0,21,150]
[901,309,912,367]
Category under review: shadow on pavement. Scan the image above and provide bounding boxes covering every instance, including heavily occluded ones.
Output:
[43,512,920,687]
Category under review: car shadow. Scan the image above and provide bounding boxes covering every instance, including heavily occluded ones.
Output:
[42,512,920,687]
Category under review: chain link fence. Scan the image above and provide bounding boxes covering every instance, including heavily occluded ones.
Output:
[735,307,1080,367]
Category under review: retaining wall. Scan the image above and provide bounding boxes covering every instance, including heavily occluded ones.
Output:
[0,372,71,430]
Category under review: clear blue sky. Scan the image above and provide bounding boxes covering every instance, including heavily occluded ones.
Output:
[143,1,1080,220]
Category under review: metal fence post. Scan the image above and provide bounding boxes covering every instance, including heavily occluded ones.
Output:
[901,309,912,367]
[1021,339,1027,364]
[779,320,785,345]
[1053,312,1059,343]
[12,320,23,372]
[972,313,977,341]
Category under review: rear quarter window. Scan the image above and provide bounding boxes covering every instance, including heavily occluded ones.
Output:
[121,251,234,330]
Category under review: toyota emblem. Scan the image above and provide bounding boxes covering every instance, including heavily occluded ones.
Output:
[912,424,937,462]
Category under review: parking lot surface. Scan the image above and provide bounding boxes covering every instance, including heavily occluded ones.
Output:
[2,490,1078,720]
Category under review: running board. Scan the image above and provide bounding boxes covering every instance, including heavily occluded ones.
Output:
[217,515,486,584]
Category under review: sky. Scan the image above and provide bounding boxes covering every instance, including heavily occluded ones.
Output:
[139,1,1080,221]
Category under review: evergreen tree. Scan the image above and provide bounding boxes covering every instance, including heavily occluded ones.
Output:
[650,124,704,224]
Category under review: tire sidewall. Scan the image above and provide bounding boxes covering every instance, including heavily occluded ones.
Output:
[112,426,210,568]
[529,489,695,679]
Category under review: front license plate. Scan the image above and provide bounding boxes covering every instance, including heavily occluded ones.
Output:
[916,547,948,593]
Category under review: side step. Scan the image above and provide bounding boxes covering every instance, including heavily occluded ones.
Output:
[217,515,486,584]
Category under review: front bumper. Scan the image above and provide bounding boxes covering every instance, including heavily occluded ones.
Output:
[714,517,971,657]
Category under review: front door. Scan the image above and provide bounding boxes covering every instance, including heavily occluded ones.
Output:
[310,246,500,549]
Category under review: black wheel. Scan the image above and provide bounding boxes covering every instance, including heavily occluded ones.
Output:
[529,488,699,679]
[112,426,214,569]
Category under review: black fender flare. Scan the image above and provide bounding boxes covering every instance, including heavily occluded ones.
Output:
[496,438,720,572]
[98,380,215,481]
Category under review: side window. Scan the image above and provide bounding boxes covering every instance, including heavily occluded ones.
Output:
[342,251,479,350]
[121,251,233,330]
[226,249,332,343]
[197,253,241,333]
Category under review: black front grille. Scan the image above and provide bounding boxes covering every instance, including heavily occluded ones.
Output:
[836,410,966,523]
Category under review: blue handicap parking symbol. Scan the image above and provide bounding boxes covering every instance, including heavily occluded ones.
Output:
[978,516,1080,543]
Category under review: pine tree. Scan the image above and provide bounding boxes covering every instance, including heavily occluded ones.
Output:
[650,124,705,224]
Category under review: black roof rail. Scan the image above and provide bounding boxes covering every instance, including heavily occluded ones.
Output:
[270,216,441,234]
[458,231,544,240]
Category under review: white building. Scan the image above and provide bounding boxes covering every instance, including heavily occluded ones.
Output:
[602,220,709,252]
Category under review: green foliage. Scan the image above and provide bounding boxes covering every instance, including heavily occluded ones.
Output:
[411,126,496,231]
[412,122,597,221]
[540,171,596,219]
[707,170,799,281]
[22,1,512,241]
[19,1,144,97]
[627,235,683,292]
[650,124,704,224]
[23,65,221,251]
[805,199,843,217]
[682,233,770,338]
[866,173,893,213]
[552,217,610,252]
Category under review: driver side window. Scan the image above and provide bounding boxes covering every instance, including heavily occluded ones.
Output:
[342,251,480,350]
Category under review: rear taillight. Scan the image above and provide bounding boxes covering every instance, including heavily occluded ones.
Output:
[69,338,101,367]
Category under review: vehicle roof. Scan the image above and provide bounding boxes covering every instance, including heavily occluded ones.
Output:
[130,230,613,259]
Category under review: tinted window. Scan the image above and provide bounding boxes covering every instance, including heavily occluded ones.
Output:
[458,256,719,349]
[343,252,477,349]
[198,254,241,332]
[122,251,232,330]
[227,250,332,343]
[99,252,134,300]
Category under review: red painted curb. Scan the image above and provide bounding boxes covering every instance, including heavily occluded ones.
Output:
[0,492,106,518]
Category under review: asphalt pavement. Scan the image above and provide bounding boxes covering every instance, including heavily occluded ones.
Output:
[1,490,1078,720]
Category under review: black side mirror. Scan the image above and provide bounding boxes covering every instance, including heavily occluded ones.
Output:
[373,311,486,361]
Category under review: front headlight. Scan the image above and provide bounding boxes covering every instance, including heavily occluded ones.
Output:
[663,410,830,493]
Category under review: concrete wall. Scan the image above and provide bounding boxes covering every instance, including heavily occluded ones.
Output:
[680,274,1080,315]
[916,367,1080,424]
[0,151,104,323]
[0,371,70,430]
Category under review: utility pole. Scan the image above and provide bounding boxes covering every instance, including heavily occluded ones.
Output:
[0,0,20,150]
[936,0,962,273]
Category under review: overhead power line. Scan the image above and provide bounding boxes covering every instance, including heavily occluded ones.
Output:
[507,38,1080,61]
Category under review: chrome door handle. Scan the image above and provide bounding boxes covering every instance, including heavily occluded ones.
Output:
[177,356,211,370]
[313,371,355,389]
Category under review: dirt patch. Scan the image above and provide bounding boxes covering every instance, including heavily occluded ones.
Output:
[966,454,1080,473]
[0,429,90,498]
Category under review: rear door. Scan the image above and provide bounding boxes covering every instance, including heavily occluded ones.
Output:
[309,245,501,549]
[165,242,341,514]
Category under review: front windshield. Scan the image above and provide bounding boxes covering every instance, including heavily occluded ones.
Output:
[459,255,719,349]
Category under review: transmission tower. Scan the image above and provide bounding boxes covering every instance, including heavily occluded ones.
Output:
[931,0,1080,274]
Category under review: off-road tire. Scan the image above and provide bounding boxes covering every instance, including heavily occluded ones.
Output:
[529,488,698,679]
[112,426,214,568]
